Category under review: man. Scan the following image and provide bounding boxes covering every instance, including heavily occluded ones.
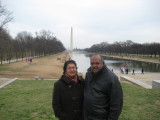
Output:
[84,54,123,120]
[141,68,144,74]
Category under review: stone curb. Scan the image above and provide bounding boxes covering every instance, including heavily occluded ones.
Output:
[120,76,152,89]
[0,78,18,88]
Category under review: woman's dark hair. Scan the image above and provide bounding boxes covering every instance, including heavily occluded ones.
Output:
[63,60,77,74]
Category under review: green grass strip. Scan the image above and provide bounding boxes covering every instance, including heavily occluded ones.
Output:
[0,80,160,120]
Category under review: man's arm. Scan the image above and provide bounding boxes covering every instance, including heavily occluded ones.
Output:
[108,77,123,120]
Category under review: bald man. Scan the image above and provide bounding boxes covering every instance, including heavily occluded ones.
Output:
[83,54,123,120]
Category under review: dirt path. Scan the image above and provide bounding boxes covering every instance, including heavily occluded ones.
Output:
[0,52,68,79]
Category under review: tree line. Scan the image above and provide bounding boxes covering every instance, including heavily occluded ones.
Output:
[0,29,66,65]
[0,1,65,65]
[84,40,160,58]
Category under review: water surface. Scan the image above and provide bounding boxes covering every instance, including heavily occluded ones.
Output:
[70,52,160,74]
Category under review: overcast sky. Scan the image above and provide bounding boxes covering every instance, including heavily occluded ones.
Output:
[2,0,160,49]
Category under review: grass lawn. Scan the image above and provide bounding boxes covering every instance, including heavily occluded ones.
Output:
[119,83,160,120]
[0,80,160,120]
[0,80,58,120]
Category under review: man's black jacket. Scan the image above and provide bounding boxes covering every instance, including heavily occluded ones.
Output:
[83,65,123,120]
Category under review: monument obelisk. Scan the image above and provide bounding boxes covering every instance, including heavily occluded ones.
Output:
[70,27,73,51]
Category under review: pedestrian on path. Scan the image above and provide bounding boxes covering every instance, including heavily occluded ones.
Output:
[126,68,128,74]
[30,58,32,63]
[132,69,135,75]
[141,68,144,74]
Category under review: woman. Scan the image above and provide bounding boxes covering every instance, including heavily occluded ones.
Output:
[52,60,84,120]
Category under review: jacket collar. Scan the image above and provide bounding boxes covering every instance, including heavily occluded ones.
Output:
[60,75,83,84]
[87,65,107,76]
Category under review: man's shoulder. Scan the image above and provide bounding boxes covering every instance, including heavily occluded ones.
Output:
[103,67,118,80]
[86,67,91,72]
[86,70,92,78]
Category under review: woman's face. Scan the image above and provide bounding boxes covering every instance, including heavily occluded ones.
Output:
[66,63,77,77]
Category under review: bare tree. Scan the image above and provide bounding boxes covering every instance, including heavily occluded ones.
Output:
[0,1,13,65]
[35,30,65,56]
[0,28,11,65]
[0,1,13,29]
[85,40,160,60]
[15,31,33,61]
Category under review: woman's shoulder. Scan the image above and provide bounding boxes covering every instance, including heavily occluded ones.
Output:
[54,76,65,87]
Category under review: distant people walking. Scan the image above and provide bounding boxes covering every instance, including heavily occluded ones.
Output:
[123,67,125,74]
[120,67,123,73]
[126,68,128,74]
[141,68,144,74]
[30,58,32,63]
[132,69,135,75]
[120,67,125,74]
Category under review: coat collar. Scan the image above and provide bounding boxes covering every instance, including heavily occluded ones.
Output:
[87,65,107,76]
[60,75,83,84]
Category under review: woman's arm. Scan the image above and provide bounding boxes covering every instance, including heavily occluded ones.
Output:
[52,82,67,120]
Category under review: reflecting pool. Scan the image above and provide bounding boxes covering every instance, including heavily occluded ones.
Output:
[70,52,160,74]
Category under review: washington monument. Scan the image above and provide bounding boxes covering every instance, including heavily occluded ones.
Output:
[70,27,73,51]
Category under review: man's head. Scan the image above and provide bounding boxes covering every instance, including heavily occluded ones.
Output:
[90,54,104,75]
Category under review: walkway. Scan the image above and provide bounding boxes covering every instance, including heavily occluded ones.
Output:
[1,56,37,65]
[117,73,160,86]
[0,77,18,88]
[116,72,160,89]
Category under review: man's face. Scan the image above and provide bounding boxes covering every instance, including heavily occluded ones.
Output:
[91,56,103,75]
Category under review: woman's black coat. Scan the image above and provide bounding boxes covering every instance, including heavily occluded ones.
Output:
[52,75,84,120]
